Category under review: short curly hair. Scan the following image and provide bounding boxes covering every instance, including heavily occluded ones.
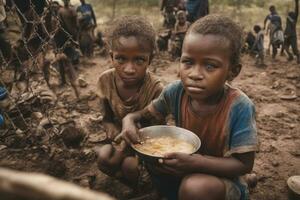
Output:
[108,15,156,54]
[187,14,244,68]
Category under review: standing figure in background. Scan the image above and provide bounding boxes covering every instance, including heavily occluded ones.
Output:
[77,0,97,57]
[77,0,96,27]
[185,0,209,23]
[160,0,177,29]
[263,5,283,60]
[283,0,299,64]
[55,0,79,66]
[252,25,266,67]
[171,10,190,59]
[53,0,80,97]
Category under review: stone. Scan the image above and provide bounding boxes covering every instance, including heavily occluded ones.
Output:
[286,72,298,79]
[61,125,85,148]
[78,77,88,88]
[15,129,23,134]
[271,160,279,167]
[39,118,51,128]
[32,112,43,120]
[88,91,97,101]
[89,115,103,123]
[0,145,7,151]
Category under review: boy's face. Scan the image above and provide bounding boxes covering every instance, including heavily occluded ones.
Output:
[180,33,234,103]
[111,36,151,87]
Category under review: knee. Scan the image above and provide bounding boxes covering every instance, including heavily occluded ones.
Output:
[121,156,138,174]
[96,144,114,168]
[179,174,225,200]
[121,156,139,183]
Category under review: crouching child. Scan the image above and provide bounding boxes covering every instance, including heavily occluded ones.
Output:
[121,15,258,200]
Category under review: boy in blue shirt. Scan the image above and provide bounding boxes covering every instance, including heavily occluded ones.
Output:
[263,5,283,60]
[77,0,96,57]
[121,15,258,200]
[77,0,96,27]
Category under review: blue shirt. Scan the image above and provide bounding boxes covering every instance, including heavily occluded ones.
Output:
[77,4,95,26]
[151,81,258,157]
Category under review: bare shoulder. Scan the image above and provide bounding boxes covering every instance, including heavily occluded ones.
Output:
[97,68,115,87]
[58,7,65,15]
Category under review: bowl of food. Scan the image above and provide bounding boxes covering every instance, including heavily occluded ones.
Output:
[131,125,201,163]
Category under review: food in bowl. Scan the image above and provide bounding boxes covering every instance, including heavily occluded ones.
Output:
[133,136,196,157]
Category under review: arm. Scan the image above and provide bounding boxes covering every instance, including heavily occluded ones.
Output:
[70,8,79,40]
[174,24,178,33]
[100,98,120,141]
[122,81,181,143]
[90,5,97,25]
[263,15,269,29]
[196,152,254,177]
[122,104,164,144]
[162,95,258,178]
[279,16,282,29]
[162,151,254,178]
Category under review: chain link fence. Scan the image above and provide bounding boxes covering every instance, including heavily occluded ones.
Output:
[0,0,83,144]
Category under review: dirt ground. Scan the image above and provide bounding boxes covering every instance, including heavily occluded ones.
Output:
[0,45,299,200]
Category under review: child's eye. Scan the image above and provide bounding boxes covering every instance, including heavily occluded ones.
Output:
[180,59,193,66]
[115,56,126,64]
[205,63,218,71]
[135,58,147,65]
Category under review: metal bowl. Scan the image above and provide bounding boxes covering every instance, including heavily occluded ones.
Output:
[131,125,201,163]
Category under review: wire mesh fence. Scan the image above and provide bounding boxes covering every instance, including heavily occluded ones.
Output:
[0,0,82,138]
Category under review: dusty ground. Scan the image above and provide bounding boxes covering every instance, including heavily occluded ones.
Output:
[0,46,299,200]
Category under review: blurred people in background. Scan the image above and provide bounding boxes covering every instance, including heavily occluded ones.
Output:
[243,31,256,54]
[252,25,266,67]
[264,5,283,60]
[156,29,172,52]
[283,0,299,63]
[160,0,177,29]
[77,0,96,57]
[53,0,80,95]
[77,0,96,28]
[170,10,190,59]
[55,0,80,65]
[185,0,209,23]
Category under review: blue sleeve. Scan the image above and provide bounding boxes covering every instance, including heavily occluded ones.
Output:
[226,95,258,156]
[87,4,93,11]
[151,81,182,118]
